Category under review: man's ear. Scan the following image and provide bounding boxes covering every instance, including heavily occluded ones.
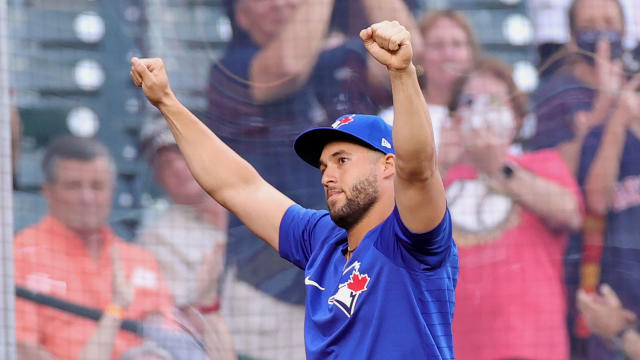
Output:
[381,154,395,179]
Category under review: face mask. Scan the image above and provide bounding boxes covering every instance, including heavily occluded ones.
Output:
[575,30,624,64]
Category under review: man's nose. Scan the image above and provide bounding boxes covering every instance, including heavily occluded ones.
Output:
[321,168,336,187]
[79,186,97,203]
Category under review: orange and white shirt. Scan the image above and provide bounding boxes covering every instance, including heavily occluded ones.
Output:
[14,216,173,360]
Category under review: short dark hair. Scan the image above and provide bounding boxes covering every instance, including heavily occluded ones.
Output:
[568,0,625,36]
[42,135,116,183]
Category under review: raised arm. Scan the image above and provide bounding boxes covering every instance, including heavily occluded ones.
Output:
[584,74,640,215]
[360,0,424,96]
[361,22,446,233]
[249,0,335,103]
[131,58,294,250]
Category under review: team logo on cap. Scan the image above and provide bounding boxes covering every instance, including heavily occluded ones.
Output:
[328,262,370,318]
[331,114,356,129]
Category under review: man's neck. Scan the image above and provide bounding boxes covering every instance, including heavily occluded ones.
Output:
[73,228,104,262]
[346,195,395,252]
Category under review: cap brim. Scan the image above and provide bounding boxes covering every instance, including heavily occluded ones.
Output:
[294,128,379,168]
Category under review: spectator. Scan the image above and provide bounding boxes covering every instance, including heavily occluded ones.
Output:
[578,58,640,358]
[380,9,479,150]
[529,0,638,80]
[208,1,421,358]
[525,0,627,174]
[578,284,640,360]
[525,1,635,356]
[136,119,236,360]
[14,135,174,359]
[440,57,583,360]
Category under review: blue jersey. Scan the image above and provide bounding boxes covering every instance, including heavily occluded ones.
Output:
[279,204,458,359]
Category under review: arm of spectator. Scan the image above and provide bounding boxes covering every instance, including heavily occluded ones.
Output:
[577,284,638,357]
[558,40,622,173]
[178,244,236,360]
[467,131,582,232]
[249,0,335,103]
[200,312,237,360]
[131,58,294,251]
[78,247,134,360]
[502,163,583,231]
[361,0,423,102]
[584,74,640,215]
[622,329,640,360]
[362,22,446,232]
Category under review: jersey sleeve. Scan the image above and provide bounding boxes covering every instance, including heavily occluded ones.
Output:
[379,206,455,270]
[278,204,329,270]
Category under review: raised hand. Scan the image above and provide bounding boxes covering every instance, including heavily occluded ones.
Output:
[595,38,624,96]
[194,242,226,308]
[130,57,175,108]
[464,127,508,180]
[111,246,134,309]
[360,21,413,71]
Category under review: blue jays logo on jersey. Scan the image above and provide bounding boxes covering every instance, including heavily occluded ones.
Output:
[331,114,356,129]
[328,262,370,317]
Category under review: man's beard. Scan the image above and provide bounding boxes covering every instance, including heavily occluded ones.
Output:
[328,173,379,230]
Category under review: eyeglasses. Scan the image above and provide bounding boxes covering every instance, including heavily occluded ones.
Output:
[457,93,509,109]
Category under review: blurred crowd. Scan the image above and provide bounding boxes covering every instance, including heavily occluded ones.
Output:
[10,0,640,359]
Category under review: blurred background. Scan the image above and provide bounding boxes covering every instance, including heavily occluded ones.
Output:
[4,0,640,359]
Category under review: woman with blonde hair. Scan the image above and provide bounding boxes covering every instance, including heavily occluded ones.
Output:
[379,9,479,149]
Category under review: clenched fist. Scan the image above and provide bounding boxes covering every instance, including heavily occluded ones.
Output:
[360,20,412,71]
[130,57,175,108]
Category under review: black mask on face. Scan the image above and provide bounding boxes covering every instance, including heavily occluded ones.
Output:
[575,29,624,64]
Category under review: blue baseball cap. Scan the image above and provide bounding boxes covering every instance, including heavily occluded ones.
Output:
[294,114,394,168]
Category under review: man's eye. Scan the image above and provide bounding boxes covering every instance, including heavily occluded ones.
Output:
[339,157,348,164]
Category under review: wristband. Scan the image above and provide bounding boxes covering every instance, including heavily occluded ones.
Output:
[501,162,516,180]
[198,297,221,314]
[104,304,125,319]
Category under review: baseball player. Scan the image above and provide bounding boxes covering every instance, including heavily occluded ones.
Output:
[131,20,458,359]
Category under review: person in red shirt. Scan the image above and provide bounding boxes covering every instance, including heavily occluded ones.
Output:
[14,135,174,360]
[439,58,584,360]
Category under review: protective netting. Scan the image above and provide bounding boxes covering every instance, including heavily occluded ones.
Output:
[4,0,640,359]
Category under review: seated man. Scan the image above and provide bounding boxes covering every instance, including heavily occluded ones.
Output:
[136,119,236,359]
[14,135,174,359]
